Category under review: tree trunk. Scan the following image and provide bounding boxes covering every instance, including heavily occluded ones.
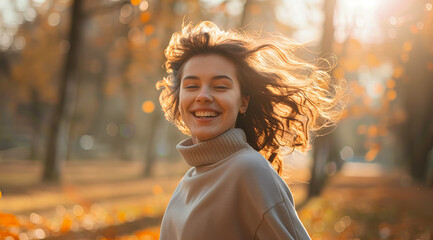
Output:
[143,112,160,177]
[308,0,337,198]
[141,0,171,177]
[403,37,433,182]
[43,0,84,182]
[29,87,42,160]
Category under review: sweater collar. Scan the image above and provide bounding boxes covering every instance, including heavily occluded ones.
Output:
[176,128,250,167]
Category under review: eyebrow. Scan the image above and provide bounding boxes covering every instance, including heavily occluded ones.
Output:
[181,75,233,83]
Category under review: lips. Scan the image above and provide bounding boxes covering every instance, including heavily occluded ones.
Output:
[191,110,221,118]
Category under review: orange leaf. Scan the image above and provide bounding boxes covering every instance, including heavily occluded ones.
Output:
[0,212,20,227]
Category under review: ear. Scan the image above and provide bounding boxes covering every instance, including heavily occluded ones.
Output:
[239,95,250,114]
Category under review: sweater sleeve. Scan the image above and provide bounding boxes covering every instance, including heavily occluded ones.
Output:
[254,201,311,240]
[231,150,311,240]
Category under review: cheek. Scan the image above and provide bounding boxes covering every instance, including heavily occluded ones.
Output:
[178,92,190,115]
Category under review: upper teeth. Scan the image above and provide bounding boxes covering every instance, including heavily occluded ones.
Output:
[195,111,217,117]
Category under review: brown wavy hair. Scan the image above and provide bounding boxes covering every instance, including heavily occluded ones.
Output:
[156,21,346,175]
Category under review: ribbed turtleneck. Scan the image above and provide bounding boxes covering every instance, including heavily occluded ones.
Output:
[176,128,251,167]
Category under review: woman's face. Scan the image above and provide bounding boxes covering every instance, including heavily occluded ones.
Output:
[179,54,249,144]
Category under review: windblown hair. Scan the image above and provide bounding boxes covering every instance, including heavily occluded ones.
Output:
[157,21,346,175]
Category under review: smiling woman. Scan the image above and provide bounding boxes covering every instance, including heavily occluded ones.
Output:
[178,54,249,144]
[156,21,345,239]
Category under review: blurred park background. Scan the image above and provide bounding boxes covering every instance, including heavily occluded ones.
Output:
[0,0,433,239]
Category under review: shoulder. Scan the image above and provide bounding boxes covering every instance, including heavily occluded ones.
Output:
[229,148,274,175]
[226,148,286,202]
[227,148,297,206]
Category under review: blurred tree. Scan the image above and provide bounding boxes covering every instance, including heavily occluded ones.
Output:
[308,0,338,198]
[0,51,15,151]
[43,0,84,182]
[142,0,178,177]
[0,52,10,78]
[389,4,433,183]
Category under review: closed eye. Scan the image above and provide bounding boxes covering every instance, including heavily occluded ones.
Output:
[185,85,199,89]
[215,86,229,90]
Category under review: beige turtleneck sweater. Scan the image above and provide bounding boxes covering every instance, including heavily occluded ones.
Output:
[160,128,311,240]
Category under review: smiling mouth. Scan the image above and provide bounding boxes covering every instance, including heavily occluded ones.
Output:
[192,111,220,119]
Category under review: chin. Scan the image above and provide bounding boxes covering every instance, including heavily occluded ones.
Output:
[191,127,234,143]
[193,132,218,142]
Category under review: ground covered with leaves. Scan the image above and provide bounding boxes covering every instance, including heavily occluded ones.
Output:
[299,172,433,240]
[0,159,432,240]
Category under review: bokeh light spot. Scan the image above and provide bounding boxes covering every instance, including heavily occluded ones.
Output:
[393,66,404,78]
[13,36,26,51]
[144,25,155,35]
[47,12,61,26]
[386,79,395,89]
[367,125,378,137]
[416,21,424,30]
[139,1,149,11]
[149,38,160,48]
[79,135,94,150]
[30,213,42,224]
[334,220,346,233]
[19,233,29,240]
[120,124,135,138]
[387,90,397,101]
[365,144,380,161]
[33,228,46,239]
[402,41,412,52]
[400,53,409,63]
[140,12,151,23]
[120,4,133,18]
[56,205,66,216]
[106,122,119,136]
[340,146,354,160]
[130,0,141,6]
[73,205,84,216]
[142,101,155,113]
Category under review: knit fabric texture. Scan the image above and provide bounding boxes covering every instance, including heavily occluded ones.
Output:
[160,128,311,240]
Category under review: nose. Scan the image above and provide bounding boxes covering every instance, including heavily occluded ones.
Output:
[195,86,213,104]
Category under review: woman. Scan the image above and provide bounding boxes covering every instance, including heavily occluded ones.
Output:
[157,21,345,239]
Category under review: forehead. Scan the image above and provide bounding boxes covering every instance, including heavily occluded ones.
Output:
[181,54,237,77]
